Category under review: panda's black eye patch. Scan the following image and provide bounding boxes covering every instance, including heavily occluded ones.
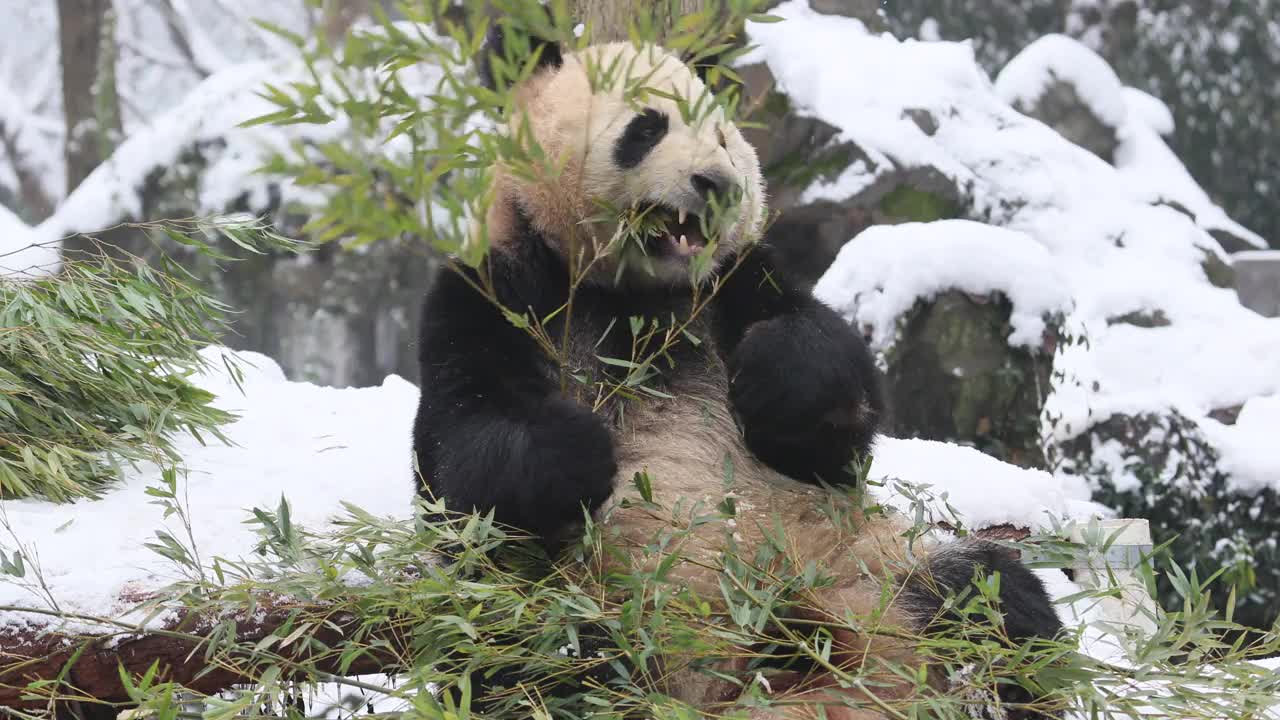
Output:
[613,108,669,169]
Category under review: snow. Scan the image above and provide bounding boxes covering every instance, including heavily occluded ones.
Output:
[989,34,1264,251]
[739,12,994,209]
[813,220,1071,349]
[0,346,1106,631]
[1121,86,1175,136]
[748,3,1280,493]
[21,22,446,253]
[1114,114,1267,251]
[0,1,319,215]
[0,348,418,633]
[0,203,58,277]
[994,34,1128,130]
[870,437,1103,529]
[34,62,282,242]
[1202,395,1280,494]
[0,11,64,208]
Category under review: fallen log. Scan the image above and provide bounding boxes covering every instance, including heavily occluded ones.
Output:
[1,601,399,710]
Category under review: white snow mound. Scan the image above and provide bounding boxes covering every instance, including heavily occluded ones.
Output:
[994,34,1127,130]
[1121,87,1175,136]
[814,220,1071,349]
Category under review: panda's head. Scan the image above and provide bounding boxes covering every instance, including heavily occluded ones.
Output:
[479,27,765,288]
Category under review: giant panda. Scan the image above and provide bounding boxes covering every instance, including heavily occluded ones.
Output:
[411,18,1064,719]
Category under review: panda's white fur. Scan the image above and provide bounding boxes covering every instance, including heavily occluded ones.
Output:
[414,28,1063,720]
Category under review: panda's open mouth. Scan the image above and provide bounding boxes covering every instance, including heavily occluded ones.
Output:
[641,204,707,258]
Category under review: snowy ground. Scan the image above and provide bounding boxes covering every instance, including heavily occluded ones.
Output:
[0,346,1103,633]
[0,348,416,632]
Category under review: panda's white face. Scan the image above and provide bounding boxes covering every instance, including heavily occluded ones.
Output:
[500,42,765,287]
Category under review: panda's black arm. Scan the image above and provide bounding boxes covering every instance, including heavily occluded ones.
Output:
[412,261,617,544]
[710,245,883,486]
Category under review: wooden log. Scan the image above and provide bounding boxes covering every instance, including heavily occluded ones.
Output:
[1,600,398,710]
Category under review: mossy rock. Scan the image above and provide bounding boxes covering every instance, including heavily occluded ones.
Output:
[883,291,1054,468]
[1062,411,1280,630]
[878,184,962,223]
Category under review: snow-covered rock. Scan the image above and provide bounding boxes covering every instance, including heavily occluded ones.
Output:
[749,1,1280,627]
[994,34,1126,162]
[886,0,1280,256]
[1113,95,1266,254]
[814,220,1070,351]
[749,0,1280,481]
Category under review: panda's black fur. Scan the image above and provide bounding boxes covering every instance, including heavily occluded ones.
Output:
[410,18,1064,718]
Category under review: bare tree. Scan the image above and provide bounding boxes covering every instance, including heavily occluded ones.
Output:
[57,0,123,194]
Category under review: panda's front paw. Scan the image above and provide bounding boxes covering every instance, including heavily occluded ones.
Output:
[521,397,619,536]
[727,313,881,484]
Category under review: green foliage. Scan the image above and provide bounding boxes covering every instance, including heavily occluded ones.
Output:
[1069,411,1280,631]
[7,486,1280,718]
[0,220,300,501]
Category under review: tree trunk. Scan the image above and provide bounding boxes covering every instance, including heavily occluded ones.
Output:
[570,0,711,43]
[57,0,122,195]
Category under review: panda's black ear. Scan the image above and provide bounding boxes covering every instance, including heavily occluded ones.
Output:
[683,44,742,91]
[478,17,564,91]
[684,52,719,86]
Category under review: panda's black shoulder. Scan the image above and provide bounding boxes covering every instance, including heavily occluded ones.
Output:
[420,205,571,335]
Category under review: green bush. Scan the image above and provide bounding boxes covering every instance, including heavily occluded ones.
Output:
[0,221,296,501]
[12,492,1279,719]
[1068,411,1280,631]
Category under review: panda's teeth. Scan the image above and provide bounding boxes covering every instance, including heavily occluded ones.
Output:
[678,208,687,225]
[679,235,689,253]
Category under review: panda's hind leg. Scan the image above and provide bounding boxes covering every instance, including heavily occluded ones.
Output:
[898,538,1063,646]
[898,538,1065,719]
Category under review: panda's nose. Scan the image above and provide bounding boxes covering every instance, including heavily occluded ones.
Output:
[690,172,734,200]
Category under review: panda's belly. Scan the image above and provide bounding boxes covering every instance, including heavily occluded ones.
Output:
[610,368,762,512]
[598,359,866,592]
